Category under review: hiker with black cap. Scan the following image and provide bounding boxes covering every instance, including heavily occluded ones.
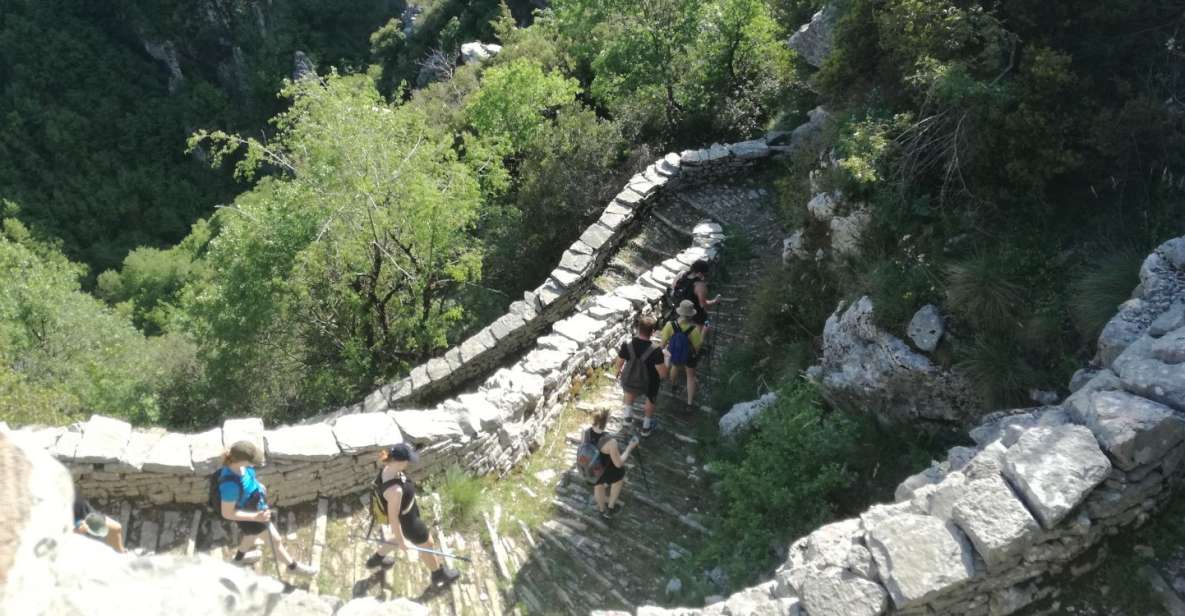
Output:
[667,260,722,331]
[364,443,461,588]
[217,440,317,576]
[73,492,125,553]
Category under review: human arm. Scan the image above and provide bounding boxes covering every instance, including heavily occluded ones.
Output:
[614,356,625,378]
[384,486,407,549]
[604,436,638,467]
[653,348,670,379]
[695,281,722,307]
[221,499,270,523]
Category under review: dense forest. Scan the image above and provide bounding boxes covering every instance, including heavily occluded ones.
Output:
[4,0,1185,593]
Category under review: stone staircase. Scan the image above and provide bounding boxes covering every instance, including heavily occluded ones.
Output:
[93,181,783,615]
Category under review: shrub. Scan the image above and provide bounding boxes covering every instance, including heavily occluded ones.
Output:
[944,253,1024,334]
[1069,248,1144,342]
[954,334,1034,409]
[433,466,486,529]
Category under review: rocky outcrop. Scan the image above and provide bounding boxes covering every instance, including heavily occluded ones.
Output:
[807,296,978,425]
[460,42,502,64]
[788,5,839,68]
[719,392,778,438]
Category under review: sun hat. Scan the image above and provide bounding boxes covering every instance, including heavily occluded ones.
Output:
[676,300,697,318]
[386,443,419,464]
[80,512,109,538]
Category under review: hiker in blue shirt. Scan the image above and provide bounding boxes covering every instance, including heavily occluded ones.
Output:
[218,440,317,576]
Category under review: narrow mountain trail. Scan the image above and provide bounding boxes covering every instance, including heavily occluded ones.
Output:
[110,179,787,615]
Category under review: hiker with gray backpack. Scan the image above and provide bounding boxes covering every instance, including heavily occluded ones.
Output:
[615,315,670,437]
[576,410,640,519]
[660,299,706,411]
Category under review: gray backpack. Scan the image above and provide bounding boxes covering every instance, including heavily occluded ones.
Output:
[620,342,657,394]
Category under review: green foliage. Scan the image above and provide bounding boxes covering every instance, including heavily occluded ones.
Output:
[431,466,486,529]
[0,216,180,425]
[860,257,939,335]
[1069,249,1144,342]
[943,253,1024,334]
[464,59,580,153]
[185,73,484,422]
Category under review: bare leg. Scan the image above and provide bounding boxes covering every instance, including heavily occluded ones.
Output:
[265,524,295,566]
[594,484,608,512]
[622,391,637,421]
[686,367,697,405]
[643,398,656,422]
[669,364,680,384]
[104,517,126,553]
[607,480,624,508]
[416,536,441,571]
[237,532,260,553]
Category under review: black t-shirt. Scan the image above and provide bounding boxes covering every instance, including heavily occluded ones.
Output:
[618,337,663,384]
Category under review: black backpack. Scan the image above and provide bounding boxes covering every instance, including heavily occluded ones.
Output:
[620,342,658,395]
[664,275,700,322]
[208,469,239,514]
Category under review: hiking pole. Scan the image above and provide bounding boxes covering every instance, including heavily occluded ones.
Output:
[349,533,472,562]
[631,437,653,494]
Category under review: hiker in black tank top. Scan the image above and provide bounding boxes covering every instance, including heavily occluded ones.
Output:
[364,443,460,588]
[588,410,639,519]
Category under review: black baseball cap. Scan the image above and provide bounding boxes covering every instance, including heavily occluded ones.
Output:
[386,443,419,463]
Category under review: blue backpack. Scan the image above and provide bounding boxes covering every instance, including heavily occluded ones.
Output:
[668,323,695,366]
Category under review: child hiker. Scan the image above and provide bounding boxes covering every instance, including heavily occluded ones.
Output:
[364,443,461,588]
[660,299,706,410]
[615,315,670,437]
[586,410,640,519]
[217,440,317,576]
[73,491,125,553]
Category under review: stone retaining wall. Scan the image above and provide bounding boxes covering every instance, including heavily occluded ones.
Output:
[622,236,1185,616]
[4,136,784,509]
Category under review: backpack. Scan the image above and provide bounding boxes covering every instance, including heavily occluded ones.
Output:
[370,471,402,526]
[576,429,607,484]
[664,275,701,323]
[620,342,658,395]
[208,469,239,514]
[668,322,695,366]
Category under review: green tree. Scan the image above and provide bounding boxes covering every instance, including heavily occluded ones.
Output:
[186,73,484,421]
[464,59,580,154]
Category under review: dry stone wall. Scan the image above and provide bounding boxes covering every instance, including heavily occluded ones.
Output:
[6,136,781,509]
[625,236,1185,616]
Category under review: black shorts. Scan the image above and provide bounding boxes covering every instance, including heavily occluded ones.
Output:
[595,462,626,486]
[673,353,700,369]
[400,515,431,545]
[237,520,268,536]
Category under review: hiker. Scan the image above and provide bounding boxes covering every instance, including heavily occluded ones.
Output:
[660,299,706,410]
[668,260,722,329]
[586,410,640,519]
[73,493,125,553]
[364,443,461,588]
[217,440,317,576]
[615,315,670,437]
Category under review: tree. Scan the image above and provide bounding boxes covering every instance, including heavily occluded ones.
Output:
[464,59,580,154]
[186,72,484,420]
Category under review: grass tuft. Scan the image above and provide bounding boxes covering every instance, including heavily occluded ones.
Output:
[1068,248,1144,342]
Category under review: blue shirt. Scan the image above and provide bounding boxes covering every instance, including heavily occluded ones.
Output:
[218,466,267,511]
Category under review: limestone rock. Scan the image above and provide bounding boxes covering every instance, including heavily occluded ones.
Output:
[1096,238,1185,368]
[332,412,403,454]
[553,313,607,345]
[807,192,838,221]
[274,589,341,615]
[460,41,502,64]
[789,4,839,67]
[782,231,808,264]
[895,464,945,502]
[864,513,977,609]
[188,428,224,473]
[719,392,778,438]
[789,107,830,152]
[906,305,944,352]
[338,597,429,616]
[909,472,968,522]
[264,424,340,461]
[143,432,194,474]
[1117,356,1185,412]
[112,428,167,472]
[292,50,316,81]
[390,409,466,445]
[73,415,132,464]
[829,208,870,258]
[1071,389,1185,470]
[222,418,266,461]
[800,567,888,616]
[729,140,771,160]
[951,475,1040,568]
[1001,424,1111,528]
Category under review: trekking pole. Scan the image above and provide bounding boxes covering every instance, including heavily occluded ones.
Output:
[348,533,472,562]
[632,437,653,494]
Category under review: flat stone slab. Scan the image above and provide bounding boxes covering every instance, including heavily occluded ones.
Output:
[189,428,225,472]
[553,313,607,345]
[425,357,450,381]
[800,567,888,616]
[521,348,571,375]
[1002,424,1111,528]
[1118,356,1185,413]
[455,392,504,432]
[50,429,82,460]
[1078,390,1185,470]
[614,284,651,307]
[111,428,167,472]
[143,432,193,473]
[222,418,266,461]
[332,412,402,454]
[490,313,527,340]
[459,329,495,363]
[865,513,976,609]
[951,475,1040,568]
[265,424,341,461]
[536,277,566,307]
[614,189,645,206]
[10,426,63,451]
[537,334,580,354]
[729,139,770,159]
[73,415,132,464]
[551,267,582,287]
[559,249,595,275]
[390,409,466,445]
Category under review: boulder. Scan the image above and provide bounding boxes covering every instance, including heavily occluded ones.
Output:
[719,392,778,438]
[829,208,870,257]
[274,590,341,615]
[1001,424,1111,528]
[222,418,266,461]
[864,513,977,609]
[1071,390,1185,471]
[788,4,839,67]
[332,412,403,454]
[799,567,888,616]
[789,107,830,152]
[264,424,341,461]
[338,597,429,616]
[390,409,466,445]
[950,475,1040,568]
[1096,239,1185,368]
[459,42,501,64]
[808,296,977,424]
[782,231,808,264]
[188,428,224,473]
[909,472,968,522]
[73,415,132,464]
[906,305,944,352]
[292,50,316,81]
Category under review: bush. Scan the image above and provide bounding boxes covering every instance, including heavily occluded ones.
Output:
[1069,248,1144,342]
[944,253,1024,334]
[433,466,486,529]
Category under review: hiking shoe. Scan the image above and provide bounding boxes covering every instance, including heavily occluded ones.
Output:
[608,502,624,516]
[287,562,318,577]
[234,549,262,565]
[365,552,396,569]
[600,508,612,520]
[431,566,461,587]
[640,418,655,437]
